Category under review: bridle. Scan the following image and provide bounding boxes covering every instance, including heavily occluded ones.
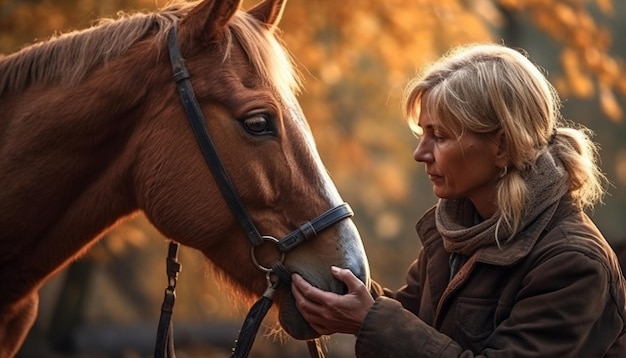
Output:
[154,22,354,358]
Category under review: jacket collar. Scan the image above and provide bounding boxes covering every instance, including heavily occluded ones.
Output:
[416,198,577,266]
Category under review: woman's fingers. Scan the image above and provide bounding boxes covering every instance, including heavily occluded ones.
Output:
[291,273,333,334]
[292,273,330,305]
[291,268,375,335]
[330,266,368,294]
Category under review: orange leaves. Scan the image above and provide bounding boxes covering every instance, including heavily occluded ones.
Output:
[599,84,623,121]
[560,48,594,98]
[278,0,626,129]
[554,2,578,27]
[595,0,614,14]
[498,0,624,121]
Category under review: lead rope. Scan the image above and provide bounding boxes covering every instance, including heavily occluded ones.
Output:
[307,340,323,358]
[154,242,181,358]
[231,262,323,358]
[230,275,276,358]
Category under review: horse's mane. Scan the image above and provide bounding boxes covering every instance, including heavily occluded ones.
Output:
[0,1,187,94]
[0,0,301,97]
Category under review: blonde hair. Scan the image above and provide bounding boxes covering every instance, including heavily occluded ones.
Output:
[404,43,607,235]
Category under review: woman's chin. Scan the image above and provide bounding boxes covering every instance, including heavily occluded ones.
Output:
[278,295,321,340]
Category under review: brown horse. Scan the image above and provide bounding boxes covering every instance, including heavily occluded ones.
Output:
[0,0,370,357]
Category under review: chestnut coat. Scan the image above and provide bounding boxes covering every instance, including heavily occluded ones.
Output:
[356,199,626,357]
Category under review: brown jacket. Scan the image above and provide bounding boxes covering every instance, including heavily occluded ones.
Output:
[356,199,626,357]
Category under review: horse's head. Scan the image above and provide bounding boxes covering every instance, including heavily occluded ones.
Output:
[135,0,370,339]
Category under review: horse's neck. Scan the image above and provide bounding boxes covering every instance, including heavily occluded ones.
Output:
[0,54,155,286]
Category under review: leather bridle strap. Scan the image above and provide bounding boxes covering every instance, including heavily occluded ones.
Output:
[167,23,264,247]
[277,203,353,252]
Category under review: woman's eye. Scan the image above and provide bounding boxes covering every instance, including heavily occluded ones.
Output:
[242,114,274,135]
[432,132,447,142]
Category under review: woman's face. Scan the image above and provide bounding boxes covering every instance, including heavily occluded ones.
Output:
[413,108,503,218]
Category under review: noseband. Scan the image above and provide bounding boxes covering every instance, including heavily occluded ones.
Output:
[154,22,354,358]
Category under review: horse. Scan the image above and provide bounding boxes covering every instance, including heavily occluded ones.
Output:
[0,0,371,357]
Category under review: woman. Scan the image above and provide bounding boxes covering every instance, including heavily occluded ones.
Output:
[291,43,626,357]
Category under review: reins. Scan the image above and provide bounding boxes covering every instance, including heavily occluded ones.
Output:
[154,242,181,358]
[154,22,353,358]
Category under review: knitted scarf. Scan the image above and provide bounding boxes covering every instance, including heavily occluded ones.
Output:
[436,150,569,256]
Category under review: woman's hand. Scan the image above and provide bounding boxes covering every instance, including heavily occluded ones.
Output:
[291,266,375,336]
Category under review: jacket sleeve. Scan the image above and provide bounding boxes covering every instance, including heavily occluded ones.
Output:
[357,250,461,357]
[355,297,462,357]
[356,251,465,358]
[355,250,619,357]
[370,253,425,315]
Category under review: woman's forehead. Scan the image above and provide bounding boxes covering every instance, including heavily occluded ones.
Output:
[419,105,457,133]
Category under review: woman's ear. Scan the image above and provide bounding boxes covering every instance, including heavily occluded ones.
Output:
[494,129,509,168]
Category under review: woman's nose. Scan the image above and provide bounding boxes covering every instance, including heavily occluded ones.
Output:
[413,139,433,163]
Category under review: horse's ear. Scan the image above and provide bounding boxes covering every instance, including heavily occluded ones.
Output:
[180,0,241,42]
[247,0,286,30]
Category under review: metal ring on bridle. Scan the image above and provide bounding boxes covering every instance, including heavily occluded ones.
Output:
[250,236,286,272]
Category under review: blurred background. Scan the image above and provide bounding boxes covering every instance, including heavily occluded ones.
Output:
[3,0,626,357]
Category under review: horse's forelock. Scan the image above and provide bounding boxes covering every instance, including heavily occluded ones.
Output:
[228,11,302,106]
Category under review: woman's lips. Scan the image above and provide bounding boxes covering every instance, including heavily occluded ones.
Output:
[427,173,442,182]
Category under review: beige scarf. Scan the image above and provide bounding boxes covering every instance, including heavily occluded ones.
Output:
[436,150,569,256]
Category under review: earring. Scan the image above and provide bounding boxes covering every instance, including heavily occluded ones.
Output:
[499,166,508,178]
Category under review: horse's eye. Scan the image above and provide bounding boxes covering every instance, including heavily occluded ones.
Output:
[242,114,275,136]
